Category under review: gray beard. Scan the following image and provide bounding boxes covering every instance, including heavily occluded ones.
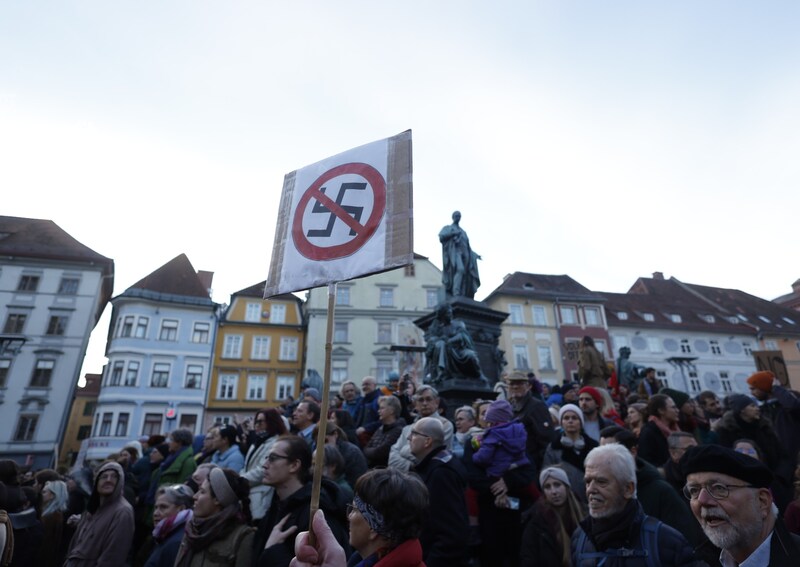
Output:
[700,506,762,551]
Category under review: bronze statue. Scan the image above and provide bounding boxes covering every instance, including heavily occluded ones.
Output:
[424,303,484,384]
[439,211,480,299]
[616,346,646,389]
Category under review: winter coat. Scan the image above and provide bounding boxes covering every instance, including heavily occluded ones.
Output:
[389,416,454,472]
[180,523,254,567]
[472,421,529,478]
[364,419,406,468]
[578,345,608,389]
[760,386,800,469]
[211,445,245,472]
[520,501,568,567]
[511,392,555,468]
[346,538,426,567]
[636,421,670,467]
[542,432,598,504]
[158,445,198,486]
[336,438,368,488]
[240,435,278,521]
[65,461,135,567]
[143,517,189,567]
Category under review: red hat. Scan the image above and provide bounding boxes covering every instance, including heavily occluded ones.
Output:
[746,371,774,393]
[578,386,603,407]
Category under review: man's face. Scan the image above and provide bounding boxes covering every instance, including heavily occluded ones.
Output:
[293,403,313,428]
[646,370,656,382]
[739,403,760,423]
[661,398,679,424]
[749,385,769,401]
[96,469,119,498]
[415,391,438,417]
[408,426,431,459]
[342,384,358,401]
[686,471,769,553]
[507,380,530,401]
[361,378,376,395]
[701,396,723,417]
[584,458,633,519]
[578,394,598,417]
[669,436,697,464]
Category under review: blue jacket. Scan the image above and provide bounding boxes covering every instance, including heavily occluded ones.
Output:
[211,444,245,471]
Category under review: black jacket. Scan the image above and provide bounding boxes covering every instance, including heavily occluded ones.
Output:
[512,392,555,469]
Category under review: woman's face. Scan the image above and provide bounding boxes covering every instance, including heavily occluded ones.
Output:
[348,500,374,555]
[193,479,221,519]
[626,408,641,426]
[454,411,475,434]
[254,413,267,433]
[150,450,165,465]
[561,411,581,435]
[543,478,568,507]
[153,493,183,524]
[119,449,133,464]
[42,488,54,504]
[477,403,491,428]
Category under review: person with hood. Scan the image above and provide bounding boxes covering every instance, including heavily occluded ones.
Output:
[254,434,349,567]
[64,461,135,566]
[240,408,286,523]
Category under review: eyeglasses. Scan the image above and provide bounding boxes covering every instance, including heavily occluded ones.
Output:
[266,453,292,463]
[409,430,430,439]
[682,482,755,500]
[416,396,436,403]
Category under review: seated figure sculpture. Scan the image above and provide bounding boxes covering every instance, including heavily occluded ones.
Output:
[616,346,646,390]
[425,303,484,384]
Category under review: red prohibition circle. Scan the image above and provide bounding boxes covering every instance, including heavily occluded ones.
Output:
[292,162,386,260]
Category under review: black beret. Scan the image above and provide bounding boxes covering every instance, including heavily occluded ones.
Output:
[680,444,773,488]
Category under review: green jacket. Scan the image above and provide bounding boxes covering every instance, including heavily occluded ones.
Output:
[158,446,197,486]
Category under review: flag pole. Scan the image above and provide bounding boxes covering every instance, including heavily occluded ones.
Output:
[309,281,337,544]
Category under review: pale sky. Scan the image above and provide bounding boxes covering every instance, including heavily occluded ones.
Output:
[3,2,799,380]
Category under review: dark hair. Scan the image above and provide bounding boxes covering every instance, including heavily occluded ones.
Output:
[354,468,429,546]
[22,485,42,519]
[644,367,655,375]
[301,401,321,424]
[322,444,346,478]
[582,336,595,347]
[646,394,670,418]
[257,408,287,437]
[121,445,139,461]
[599,425,637,451]
[331,409,355,430]
[275,435,313,483]
[732,438,765,462]
[218,425,239,447]
[208,468,252,524]
[34,469,61,487]
[170,428,194,447]
[696,390,718,406]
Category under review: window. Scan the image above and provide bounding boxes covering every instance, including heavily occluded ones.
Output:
[14,415,38,441]
[783,317,797,325]
[251,336,271,360]
[271,304,286,324]
[537,345,554,370]
[83,401,96,416]
[680,339,692,354]
[115,413,129,437]
[689,378,701,393]
[377,322,392,343]
[743,342,753,356]
[46,315,68,336]
[109,361,124,386]
[336,287,351,306]
[185,365,203,389]
[118,315,134,337]
[668,314,681,323]
[720,371,732,393]
[332,360,348,383]
[125,361,139,386]
[532,306,547,326]
[617,312,629,320]
[179,414,197,432]
[222,335,243,358]
[595,339,609,357]
[710,340,722,355]
[656,370,668,388]
[379,288,394,307]
[99,413,113,436]
[58,277,80,295]
[764,340,779,351]
[218,374,237,399]
[151,363,170,387]
[17,275,40,292]
[77,425,91,440]
[247,375,266,400]
[647,337,662,353]
[245,303,262,322]
[702,314,716,323]
[376,359,393,381]
[758,315,772,324]
[135,317,149,339]
[159,319,178,341]
[142,413,162,436]
[404,264,415,277]
[560,306,577,325]
[513,345,531,370]
[192,322,210,343]
[30,359,54,388]
[509,304,524,325]
[0,359,9,388]
[612,335,629,352]
[642,313,655,322]
[279,337,299,361]
[277,376,295,399]
[584,307,601,326]
[3,313,27,334]
[426,289,439,309]
[334,322,349,343]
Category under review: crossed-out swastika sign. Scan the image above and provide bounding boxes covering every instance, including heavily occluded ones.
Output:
[292,162,386,261]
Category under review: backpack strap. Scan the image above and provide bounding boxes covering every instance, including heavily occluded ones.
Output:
[638,515,662,567]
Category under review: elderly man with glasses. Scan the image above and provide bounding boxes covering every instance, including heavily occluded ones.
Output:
[681,444,800,566]
[388,385,454,472]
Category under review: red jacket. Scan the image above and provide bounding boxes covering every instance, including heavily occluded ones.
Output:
[353,539,426,567]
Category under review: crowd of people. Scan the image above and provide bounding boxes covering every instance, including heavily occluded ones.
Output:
[1,366,799,566]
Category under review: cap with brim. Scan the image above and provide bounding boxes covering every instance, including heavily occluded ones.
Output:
[679,444,773,488]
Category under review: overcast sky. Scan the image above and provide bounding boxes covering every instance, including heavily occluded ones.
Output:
[3,2,799,380]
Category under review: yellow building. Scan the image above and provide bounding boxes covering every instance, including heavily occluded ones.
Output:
[59,373,101,470]
[204,283,305,429]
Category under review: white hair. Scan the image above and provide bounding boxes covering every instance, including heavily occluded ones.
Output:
[585,443,637,496]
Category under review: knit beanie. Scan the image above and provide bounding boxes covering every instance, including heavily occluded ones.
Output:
[729,394,758,415]
[154,443,170,459]
[661,388,690,410]
[558,404,585,427]
[746,371,774,393]
[578,386,603,407]
[539,466,571,488]
[485,399,514,424]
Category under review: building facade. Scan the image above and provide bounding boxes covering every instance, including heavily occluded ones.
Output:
[87,254,216,462]
[0,216,113,469]
[59,372,101,469]
[205,284,305,429]
[304,254,442,387]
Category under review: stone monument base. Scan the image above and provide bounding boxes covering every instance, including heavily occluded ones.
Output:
[436,379,497,419]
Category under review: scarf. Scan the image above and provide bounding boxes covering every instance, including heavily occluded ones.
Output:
[648,414,678,438]
[174,503,241,567]
[152,509,193,543]
[585,498,638,551]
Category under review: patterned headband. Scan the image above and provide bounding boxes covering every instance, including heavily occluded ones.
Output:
[353,495,401,542]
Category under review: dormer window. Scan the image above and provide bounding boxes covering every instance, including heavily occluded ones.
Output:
[642,313,655,322]
[758,315,772,324]
[783,317,796,325]
[702,314,715,323]
[737,314,748,322]
[617,312,628,320]
[669,314,682,323]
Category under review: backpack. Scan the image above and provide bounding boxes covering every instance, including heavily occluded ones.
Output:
[573,515,661,566]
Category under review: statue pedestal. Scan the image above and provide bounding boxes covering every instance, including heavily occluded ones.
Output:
[415,297,507,415]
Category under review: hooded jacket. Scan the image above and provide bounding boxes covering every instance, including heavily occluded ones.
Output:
[472,420,529,477]
[65,461,135,567]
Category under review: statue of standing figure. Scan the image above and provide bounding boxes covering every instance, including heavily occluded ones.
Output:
[439,211,481,299]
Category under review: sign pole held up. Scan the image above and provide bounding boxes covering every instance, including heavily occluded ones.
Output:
[308,282,336,543]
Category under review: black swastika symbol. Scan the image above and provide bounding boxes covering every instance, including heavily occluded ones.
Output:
[306,182,366,237]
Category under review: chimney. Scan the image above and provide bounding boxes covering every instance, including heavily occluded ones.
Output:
[652,272,665,280]
[197,270,214,297]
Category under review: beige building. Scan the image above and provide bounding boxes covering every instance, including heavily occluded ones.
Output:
[205,283,305,429]
[59,373,101,469]
[304,254,442,387]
